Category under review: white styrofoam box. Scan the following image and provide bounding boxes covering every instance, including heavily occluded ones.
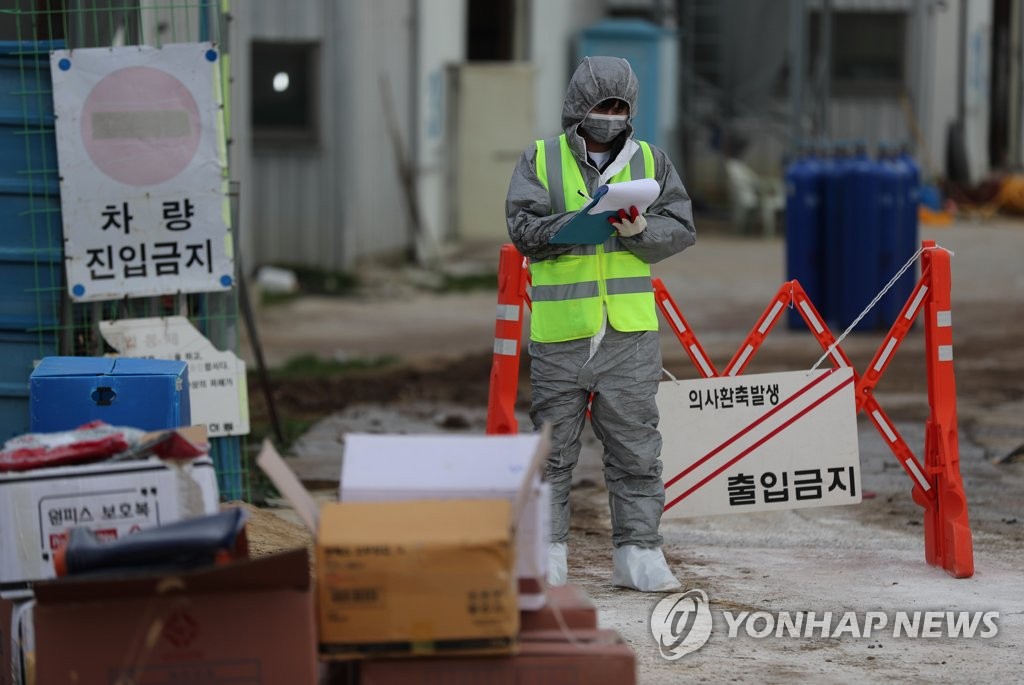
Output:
[341,433,543,500]
[0,456,219,588]
[518,480,550,609]
[340,433,550,607]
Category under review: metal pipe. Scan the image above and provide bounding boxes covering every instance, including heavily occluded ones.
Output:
[789,0,807,155]
[821,0,832,138]
[1008,0,1022,168]
[910,0,925,150]
[957,0,967,125]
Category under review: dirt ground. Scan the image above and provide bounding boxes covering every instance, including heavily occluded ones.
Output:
[245,218,1024,684]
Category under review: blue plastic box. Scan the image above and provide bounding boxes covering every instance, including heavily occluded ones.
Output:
[29,357,191,432]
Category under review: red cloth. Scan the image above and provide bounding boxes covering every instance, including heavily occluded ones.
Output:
[0,421,136,472]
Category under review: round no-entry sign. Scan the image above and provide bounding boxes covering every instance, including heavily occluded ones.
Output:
[79,65,202,186]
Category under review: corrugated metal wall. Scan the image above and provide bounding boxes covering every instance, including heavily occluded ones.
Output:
[693,0,924,186]
[244,0,414,272]
[828,98,909,149]
[805,0,917,155]
[728,101,914,179]
[338,1,415,268]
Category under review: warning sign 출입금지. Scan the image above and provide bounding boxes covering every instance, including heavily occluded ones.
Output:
[658,368,861,518]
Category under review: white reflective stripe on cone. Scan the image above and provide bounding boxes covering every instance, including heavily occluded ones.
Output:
[494,338,518,356]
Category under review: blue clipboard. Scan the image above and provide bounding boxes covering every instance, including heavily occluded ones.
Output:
[549,186,616,245]
[549,178,660,244]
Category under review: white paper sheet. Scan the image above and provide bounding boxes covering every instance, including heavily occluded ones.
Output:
[586,177,660,215]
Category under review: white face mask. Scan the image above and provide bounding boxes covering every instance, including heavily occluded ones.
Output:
[583,112,628,143]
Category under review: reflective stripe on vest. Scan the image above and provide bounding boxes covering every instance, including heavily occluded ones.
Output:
[530,134,658,343]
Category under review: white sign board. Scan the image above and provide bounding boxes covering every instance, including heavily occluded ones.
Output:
[50,43,233,302]
[658,368,861,518]
[99,316,249,438]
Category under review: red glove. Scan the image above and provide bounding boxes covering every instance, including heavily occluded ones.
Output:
[608,205,647,237]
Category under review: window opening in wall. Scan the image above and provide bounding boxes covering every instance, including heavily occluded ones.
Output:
[251,40,319,146]
[467,0,514,61]
[810,11,907,97]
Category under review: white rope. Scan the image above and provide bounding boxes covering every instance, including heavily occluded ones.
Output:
[661,367,680,384]
[809,244,955,372]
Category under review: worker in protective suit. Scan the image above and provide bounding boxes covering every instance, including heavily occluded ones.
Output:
[505,56,696,591]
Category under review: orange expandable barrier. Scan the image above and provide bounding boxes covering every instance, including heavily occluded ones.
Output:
[485,241,973,577]
[920,242,973,577]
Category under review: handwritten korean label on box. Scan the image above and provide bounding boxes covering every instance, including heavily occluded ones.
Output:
[100,316,249,438]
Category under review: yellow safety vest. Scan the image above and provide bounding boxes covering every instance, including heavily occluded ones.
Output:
[530,134,657,343]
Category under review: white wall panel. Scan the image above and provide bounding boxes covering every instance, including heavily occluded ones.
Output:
[415,0,466,262]
[341,0,415,267]
[964,1,992,183]
[530,0,604,138]
[450,64,535,242]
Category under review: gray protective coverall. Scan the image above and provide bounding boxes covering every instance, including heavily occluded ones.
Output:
[505,56,696,549]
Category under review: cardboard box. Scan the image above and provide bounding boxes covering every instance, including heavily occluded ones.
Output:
[258,442,522,660]
[520,583,598,634]
[32,548,317,685]
[319,499,517,658]
[30,356,190,432]
[0,455,219,589]
[357,629,636,685]
[340,432,551,609]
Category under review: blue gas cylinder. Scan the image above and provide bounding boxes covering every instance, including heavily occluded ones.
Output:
[784,145,824,328]
[876,142,908,323]
[836,141,881,331]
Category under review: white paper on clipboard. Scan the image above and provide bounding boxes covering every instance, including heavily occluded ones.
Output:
[585,178,660,215]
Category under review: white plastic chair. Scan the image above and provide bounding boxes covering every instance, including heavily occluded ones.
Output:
[724,158,784,236]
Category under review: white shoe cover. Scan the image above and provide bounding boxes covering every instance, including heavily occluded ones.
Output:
[548,542,568,586]
[611,545,681,592]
